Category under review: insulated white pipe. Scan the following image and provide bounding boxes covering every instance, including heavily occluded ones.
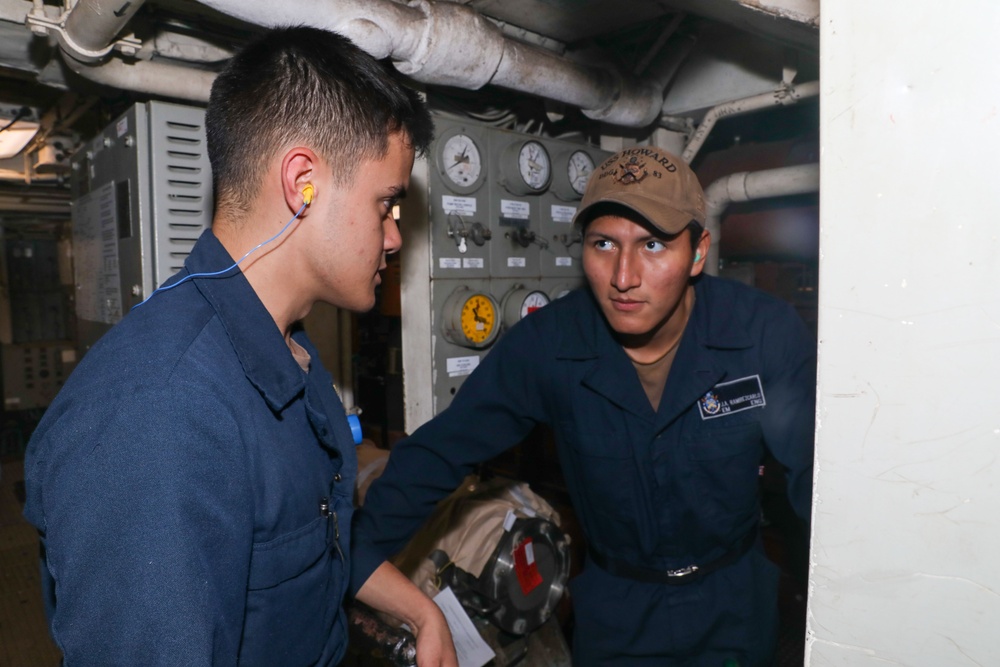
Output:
[702,163,819,275]
[60,0,146,61]
[63,55,215,102]
[193,0,664,126]
[681,80,820,163]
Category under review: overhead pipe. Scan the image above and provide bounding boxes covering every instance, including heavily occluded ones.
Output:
[61,0,145,61]
[62,55,215,102]
[681,80,820,163]
[24,0,147,63]
[185,0,665,126]
[702,163,819,276]
[39,0,684,126]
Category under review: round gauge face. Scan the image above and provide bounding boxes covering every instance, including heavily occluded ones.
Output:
[517,140,551,191]
[519,290,550,319]
[460,293,497,345]
[440,133,483,190]
[567,150,596,196]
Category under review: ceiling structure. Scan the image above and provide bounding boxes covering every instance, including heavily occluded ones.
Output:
[0,0,819,260]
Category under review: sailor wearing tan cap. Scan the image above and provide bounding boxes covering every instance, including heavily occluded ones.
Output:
[354,147,816,666]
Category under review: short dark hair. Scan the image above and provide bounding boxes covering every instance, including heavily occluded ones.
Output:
[206,26,433,216]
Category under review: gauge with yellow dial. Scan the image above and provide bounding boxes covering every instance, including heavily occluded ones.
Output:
[442,288,500,349]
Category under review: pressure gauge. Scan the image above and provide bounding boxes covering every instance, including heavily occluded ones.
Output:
[441,288,500,349]
[436,130,485,194]
[548,284,575,301]
[552,149,596,200]
[501,286,551,329]
[501,139,551,195]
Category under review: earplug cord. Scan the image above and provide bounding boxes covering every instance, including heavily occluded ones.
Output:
[131,201,309,310]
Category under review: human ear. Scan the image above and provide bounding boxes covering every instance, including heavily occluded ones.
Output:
[280,147,319,213]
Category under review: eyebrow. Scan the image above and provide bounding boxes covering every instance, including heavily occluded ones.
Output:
[385,184,407,200]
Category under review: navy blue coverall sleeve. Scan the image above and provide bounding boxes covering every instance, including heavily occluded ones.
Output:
[350,316,550,594]
[25,386,253,666]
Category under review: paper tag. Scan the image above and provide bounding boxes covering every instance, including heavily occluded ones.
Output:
[507,257,526,268]
[513,538,543,596]
[443,195,477,215]
[447,356,480,378]
[551,204,577,223]
[555,257,572,267]
[500,199,530,219]
[433,587,496,667]
[439,257,462,269]
[462,257,484,269]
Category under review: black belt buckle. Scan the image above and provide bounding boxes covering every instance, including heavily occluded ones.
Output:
[589,528,756,585]
[665,564,699,579]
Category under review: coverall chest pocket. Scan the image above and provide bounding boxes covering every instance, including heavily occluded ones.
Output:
[683,420,764,530]
[242,515,335,666]
[561,420,643,547]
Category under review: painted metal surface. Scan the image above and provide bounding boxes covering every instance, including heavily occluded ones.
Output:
[809,1,1000,664]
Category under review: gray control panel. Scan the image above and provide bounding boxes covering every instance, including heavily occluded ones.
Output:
[400,113,607,429]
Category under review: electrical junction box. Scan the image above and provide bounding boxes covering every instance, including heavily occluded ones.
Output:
[69,101,212,354]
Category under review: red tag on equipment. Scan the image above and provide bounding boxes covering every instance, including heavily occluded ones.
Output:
[513,537,543,596]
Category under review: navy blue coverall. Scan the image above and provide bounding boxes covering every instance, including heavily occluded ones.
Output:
[352,274,816,665]
[24,230,374,666]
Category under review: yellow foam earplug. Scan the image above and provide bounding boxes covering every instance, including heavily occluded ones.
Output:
[302,184,315,205]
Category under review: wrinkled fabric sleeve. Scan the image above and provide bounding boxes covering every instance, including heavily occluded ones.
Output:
[28,385,253,666]
[759,302,818,522]
[350,317,551,595]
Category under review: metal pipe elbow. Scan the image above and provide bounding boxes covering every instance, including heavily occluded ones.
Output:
[582,75,664,128]
[393,0,505,89]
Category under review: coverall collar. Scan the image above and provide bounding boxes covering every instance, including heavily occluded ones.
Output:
[557,276,756,425]
[185,228,307,412]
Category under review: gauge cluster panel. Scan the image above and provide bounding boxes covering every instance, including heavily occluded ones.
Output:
[406,112,607,419]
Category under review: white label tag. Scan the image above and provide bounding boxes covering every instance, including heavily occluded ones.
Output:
[503,509,517,532]
[507,257,527,268]
[500,199,530,219]
[439,257,462,269]
[551,204,577,223]
[698,374,767,420]
[433,587,496,667]
[524,541,535,565]
[462,257,484,269]
[442,195,477,215]
[555,256,572,267]
[447,356,480,377]
[116,117,128,138]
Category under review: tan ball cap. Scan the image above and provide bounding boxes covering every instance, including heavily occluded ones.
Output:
[574,147,706,235]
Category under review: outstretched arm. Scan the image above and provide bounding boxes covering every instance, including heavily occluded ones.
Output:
[355,562,458,667]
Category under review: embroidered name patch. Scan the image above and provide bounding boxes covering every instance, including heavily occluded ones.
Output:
[698,375,766,420]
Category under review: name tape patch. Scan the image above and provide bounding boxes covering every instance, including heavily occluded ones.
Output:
[698,375,766,420]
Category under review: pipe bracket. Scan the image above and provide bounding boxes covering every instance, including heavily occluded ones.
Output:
[26,8,142,63]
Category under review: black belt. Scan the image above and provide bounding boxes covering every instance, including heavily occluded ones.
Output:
[587,529,757,585]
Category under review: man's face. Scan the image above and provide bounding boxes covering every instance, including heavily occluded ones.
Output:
[302,131,414,312]
[582,213,706,345]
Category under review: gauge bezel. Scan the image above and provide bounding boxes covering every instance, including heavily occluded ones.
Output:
[435,128,486,194]
[441,288,500,349]
[501,285,551,329]
[551,148,596,201]
[500,139,552,196]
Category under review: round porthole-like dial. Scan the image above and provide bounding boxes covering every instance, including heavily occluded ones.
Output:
[501,286,551,329]
[517,141,551,191]
[437,131,485,193]
[552,149,597,201]
[501,139,552,195]
[442,288,500,349]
